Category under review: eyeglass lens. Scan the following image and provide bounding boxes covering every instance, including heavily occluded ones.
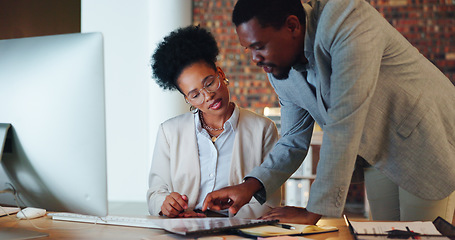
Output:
[187,75,221,105]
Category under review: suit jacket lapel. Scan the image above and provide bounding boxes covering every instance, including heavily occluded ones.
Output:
[290,69,327,126]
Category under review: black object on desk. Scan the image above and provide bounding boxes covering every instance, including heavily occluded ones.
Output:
[433,216,455,240]
[386,229,420,239]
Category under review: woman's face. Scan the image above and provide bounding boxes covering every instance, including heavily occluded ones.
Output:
[177,61,231,117]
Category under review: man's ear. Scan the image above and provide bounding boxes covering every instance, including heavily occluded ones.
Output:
[285,15,302,36]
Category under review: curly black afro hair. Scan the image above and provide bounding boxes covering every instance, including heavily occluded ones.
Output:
[151,25,219,92]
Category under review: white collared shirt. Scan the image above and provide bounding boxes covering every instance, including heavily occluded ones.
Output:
[194,104,239,211]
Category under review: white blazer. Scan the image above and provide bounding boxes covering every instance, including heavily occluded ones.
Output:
[147,107,281,218]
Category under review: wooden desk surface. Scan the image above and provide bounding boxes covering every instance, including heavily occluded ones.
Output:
[0,214,356,240]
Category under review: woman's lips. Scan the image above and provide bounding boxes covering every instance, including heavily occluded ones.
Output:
[209,99,222,110]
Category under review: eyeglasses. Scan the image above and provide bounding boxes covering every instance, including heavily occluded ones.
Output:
[185,72,222,106]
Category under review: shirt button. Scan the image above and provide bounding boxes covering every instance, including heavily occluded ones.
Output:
[209,173,214,178]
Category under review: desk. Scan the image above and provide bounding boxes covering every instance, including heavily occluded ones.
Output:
[0,215,356,239]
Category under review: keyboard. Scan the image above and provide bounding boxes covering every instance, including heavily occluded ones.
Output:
[48,212,162,229]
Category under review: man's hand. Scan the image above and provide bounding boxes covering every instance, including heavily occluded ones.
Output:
[259,206,322,225]
[202,178,262,215]
[161,192,188,217]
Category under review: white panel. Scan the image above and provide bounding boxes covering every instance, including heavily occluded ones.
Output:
[81,0,190,203]
[147,1,192,185]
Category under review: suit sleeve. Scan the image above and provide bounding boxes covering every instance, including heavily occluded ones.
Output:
[306,0,385,217]
[246,97,314,203]
[261,117,280,164]
[146,124,172,215]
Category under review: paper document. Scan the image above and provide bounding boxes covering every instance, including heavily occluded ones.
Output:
[350,220,448,240]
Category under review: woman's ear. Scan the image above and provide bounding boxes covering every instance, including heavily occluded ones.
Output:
[217,66,226,79]
[217,66,230,85]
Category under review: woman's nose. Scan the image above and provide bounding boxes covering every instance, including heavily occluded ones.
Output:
[202,89,215,102]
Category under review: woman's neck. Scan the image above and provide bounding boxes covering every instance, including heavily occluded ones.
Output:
[200,102,234,130]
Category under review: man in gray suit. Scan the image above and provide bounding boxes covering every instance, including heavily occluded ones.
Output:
[203,0,455,224]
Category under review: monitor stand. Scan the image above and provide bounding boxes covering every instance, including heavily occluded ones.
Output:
[0,123,11,162]
[1,123,49,239]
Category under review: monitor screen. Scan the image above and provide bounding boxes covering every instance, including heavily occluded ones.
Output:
[0,32,107,217]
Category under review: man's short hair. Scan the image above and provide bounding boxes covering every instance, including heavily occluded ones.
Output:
[232,0,306,29]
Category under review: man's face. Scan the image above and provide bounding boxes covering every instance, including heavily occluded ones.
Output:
[236,17,302,79]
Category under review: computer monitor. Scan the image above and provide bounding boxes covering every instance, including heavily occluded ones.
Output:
[0,32,108,217]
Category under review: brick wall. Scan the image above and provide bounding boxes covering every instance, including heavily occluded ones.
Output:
[193,0,455,113]
[370,0,455,85]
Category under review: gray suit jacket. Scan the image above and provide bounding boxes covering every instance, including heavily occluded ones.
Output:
[247,0,455,217]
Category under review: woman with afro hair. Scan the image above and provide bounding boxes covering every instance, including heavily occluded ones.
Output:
[147,25,281,218]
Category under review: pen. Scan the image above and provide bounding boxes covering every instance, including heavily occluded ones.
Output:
[276,223,295,230]
[406,226,416,239]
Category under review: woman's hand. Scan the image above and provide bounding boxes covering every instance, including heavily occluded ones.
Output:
[178,210,207,218]
[161,192,188,217]
[259,206,322,225]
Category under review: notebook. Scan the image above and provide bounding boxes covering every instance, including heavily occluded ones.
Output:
[238,223,338,237]
[161,217,278,236]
